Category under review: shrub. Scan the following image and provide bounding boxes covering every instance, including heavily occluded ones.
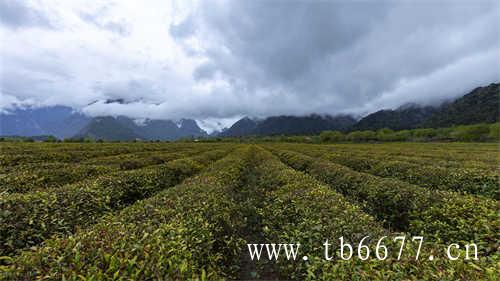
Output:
[271,149,499,254]
[119,160,142,170]
[346,130,377,142]
[0,149,230,257]
[488,122,500,141]
[451,124,490,141]
[319,130,345,142]
[2,147,251,280]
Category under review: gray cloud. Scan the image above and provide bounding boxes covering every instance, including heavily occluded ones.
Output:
[0,0,499,129]
[175,0,499,116]
[0,0,53,29]
[79,10,130,36]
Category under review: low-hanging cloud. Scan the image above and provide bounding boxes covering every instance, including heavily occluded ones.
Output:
[1,0,499,129]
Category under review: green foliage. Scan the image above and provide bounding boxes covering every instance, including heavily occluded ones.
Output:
[119,160,142,170]
[318,122,500,143]
[270,148,499,255]
[346,130,377,142]
[319,130,345,142]
[282,144,499,199]
[0,148,230,257]
[450,124,491,141]
[411,128,437,139]
[44,135,58,142]
[0,142,498,280]
[422,83,499,128]
[2,147,251,280]
[375,128,394,141]
[488,122,500,140]
[255,147,494,280]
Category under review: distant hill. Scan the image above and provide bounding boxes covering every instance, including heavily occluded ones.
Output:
[351,83,499,131]
[353,105,438,131]
[221,114,356,136]
[220,117,259,137]
[0,105,208,141]
[76,116,142,141]
[421,83,499,128]
[177,119,207,137]
[76,116,207,141]
[1,83,498,140]
[0,106,90,139]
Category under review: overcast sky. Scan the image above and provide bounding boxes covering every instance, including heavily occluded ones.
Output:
[1,0,499,131]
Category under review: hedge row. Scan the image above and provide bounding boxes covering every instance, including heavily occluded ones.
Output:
[1,146,253,280]
[0,148,208,194]
[0,164,114,194]
[0,143,215,167]
[323,143,498,165]
[282,145,499,199]
[253,147,494,280]
[321,148,497,170]
[272,142,498,169]
[0,148,231,257]
[270,149,500,255]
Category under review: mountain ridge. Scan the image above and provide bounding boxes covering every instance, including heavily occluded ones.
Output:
[1,82,498,139]
[76,116,208,141]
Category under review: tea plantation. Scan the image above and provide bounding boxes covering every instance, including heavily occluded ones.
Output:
[0,142,498,280]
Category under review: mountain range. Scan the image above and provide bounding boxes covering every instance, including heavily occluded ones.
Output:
[0,106,90,139]
[75,116,207,141]
[0,107,208,141]
[352,83,499,131]
[1,83,498,140]
[220,115,356,137]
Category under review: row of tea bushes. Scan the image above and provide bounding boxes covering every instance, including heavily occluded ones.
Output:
[82,149,196,169]
[273,143,499,170]
[0,164,114,194]
[0,143,222,192]
[0,147,211,194]
[1,147,253,280]
[253,147,493,280]
[309,142,498,165]
[270,149,500,255]
[0,148,232,257]
[0,142,196,156]
[0,142,216,167]
[322,146,497,171]
[274,144,499,199]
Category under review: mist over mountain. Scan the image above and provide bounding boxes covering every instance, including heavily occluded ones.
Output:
[75,116,141,141]
[221,115,356,137]
[1,1,498,123]
[352,83,499,131]
[219,117,260,137]
[422,83,499,128]
[352,105,439,131]
[76,116,207,141]
[0,106,90,139]
[0,106,208,141]
[220,83,499,136]
[1,83,498,140]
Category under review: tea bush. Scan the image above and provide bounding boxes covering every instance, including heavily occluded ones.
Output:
[0,148,232,257]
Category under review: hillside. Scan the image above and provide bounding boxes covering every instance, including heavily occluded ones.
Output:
[219,117,259,137]
[1,83,498,139]
[422,83,499,128]
[76,116,141,141]
[0,106,90,139]
[351,83,499,131]
[353,105,438,131]
[76,116,207,141]
[222,114,356,137]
